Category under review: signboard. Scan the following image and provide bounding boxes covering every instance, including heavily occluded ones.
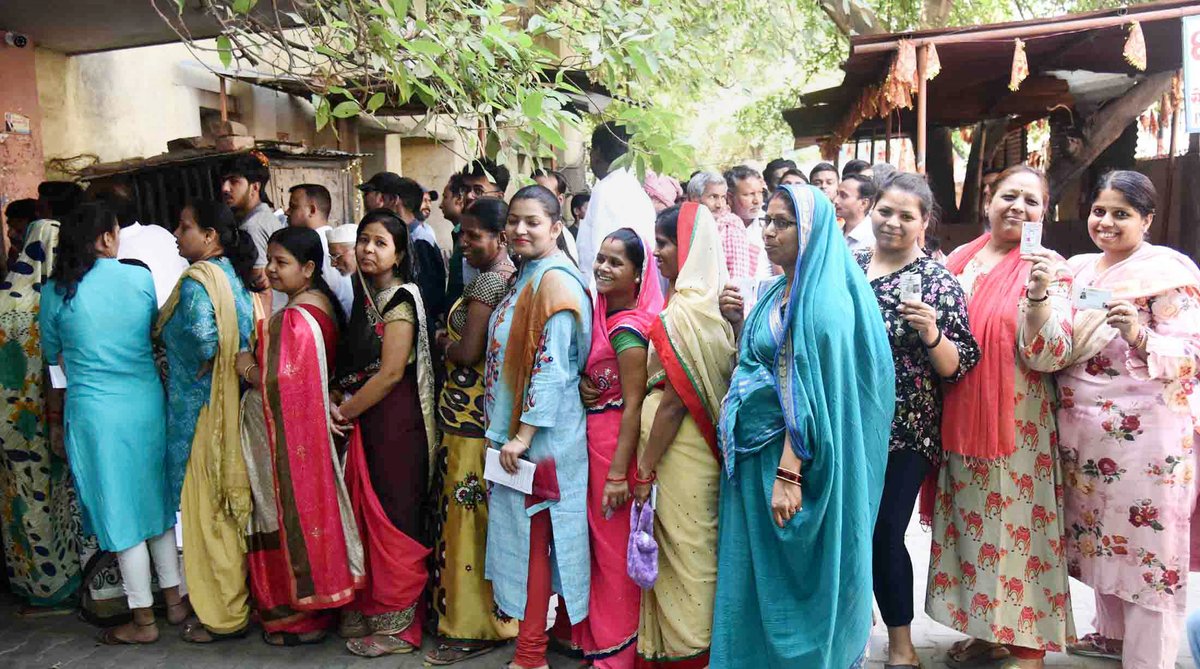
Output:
[3,113,30,135]
[1186,15,1200,134]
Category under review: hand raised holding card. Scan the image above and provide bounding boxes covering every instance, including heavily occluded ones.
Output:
[1022,249,1059,300]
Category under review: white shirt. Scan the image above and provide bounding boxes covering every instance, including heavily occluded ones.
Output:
[118,222,189,308]
[575,167,656,288]
[844,219,876,252]
[315,225,354,318]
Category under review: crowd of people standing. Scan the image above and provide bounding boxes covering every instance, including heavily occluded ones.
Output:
[1,122,1199,669]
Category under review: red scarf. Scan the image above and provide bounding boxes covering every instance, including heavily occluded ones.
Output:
[941,233,1028,460]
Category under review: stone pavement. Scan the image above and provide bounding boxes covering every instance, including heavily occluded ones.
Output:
[0,511,1195,668]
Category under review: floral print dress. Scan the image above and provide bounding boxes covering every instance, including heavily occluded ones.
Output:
[855,252,980,464]
[1054,269,1200,616]
[927,257,1076,652]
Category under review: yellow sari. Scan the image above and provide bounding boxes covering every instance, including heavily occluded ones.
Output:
[638,203,736,667]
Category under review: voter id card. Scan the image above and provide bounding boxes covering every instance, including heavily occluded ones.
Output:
[1074,286,1112,311]
[1020,221,1043,254]
[899,273,922,303]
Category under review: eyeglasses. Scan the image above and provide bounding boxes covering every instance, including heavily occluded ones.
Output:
[763,216,796,230]
[466,185,503,197]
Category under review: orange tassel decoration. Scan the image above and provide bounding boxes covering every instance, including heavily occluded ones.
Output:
[1009,38,1028,92]
[1124,21,1147,71]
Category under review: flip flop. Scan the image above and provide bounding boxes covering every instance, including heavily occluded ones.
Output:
[345,634,414,657]
[180,621,249,644]
[1067,633,1122,660]
[262,630,327,647]
[946,639,1010,667]
[99,622,158,645]
[425,642,500,665]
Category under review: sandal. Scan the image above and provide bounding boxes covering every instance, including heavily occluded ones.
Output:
[180,621,249,644]
[946,639,1010,667]
[346,634,415,657]
[262,630,327,647]
[1067,633,1122,660]
[99,620,159,645]
[425,642,501,665]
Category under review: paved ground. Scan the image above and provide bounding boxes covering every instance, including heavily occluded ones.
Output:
[0,512,1194,668]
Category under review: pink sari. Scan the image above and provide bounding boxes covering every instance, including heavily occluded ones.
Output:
[246,305,364,634]
[574,232,663,666]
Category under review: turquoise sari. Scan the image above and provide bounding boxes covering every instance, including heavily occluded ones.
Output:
[711,185,895,669]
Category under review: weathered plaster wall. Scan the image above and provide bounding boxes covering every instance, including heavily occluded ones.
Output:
[0,40,45,219]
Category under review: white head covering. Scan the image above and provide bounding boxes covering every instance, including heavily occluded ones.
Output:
[327,224,357,244]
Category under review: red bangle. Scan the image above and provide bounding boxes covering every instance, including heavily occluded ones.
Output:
[633,470,656,485]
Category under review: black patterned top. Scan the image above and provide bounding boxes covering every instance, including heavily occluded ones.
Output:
[855,250,981,464]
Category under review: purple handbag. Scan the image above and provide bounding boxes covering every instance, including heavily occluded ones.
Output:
[626,501,659,589]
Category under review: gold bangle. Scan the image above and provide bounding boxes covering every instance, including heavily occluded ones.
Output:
[240,362,257,381]
[513,433,529,448]
[775,475,802,487]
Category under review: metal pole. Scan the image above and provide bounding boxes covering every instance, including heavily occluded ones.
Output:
[854,3,1200,54]
[917,45,929,174]
[885,113,893,163]
[1163,107,1181,244]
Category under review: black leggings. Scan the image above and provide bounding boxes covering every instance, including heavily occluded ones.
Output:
[872,448,933,628]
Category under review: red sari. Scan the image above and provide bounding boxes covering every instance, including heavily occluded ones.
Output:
[574,234,663,667]
[245,304,364,634]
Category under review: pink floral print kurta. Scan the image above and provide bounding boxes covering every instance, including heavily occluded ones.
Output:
[1054,259,1200,616]
[927,257,1076,651]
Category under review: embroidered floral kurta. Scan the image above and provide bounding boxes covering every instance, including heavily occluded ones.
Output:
[1054,261,1200,615]
[927,257,1075,652]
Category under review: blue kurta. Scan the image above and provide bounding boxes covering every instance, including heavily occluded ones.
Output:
[160,257,254,511]
[39,259,174,552]
[483,253,592,624]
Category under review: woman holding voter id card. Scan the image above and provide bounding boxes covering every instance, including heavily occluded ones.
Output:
[853,174,980,669]
[929,165,1075,669]
[483,185,592,669]
[1022,170,1200,669]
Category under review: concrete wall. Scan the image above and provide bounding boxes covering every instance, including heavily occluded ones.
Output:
[34,42,341,174]
[0,39,45,223]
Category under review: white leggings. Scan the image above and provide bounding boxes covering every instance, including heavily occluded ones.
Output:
[116,528,181,609]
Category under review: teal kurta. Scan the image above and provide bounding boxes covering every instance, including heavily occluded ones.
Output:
[40,259,174,552]
[712,186,895,669]
[483,252,592,624]
[159,257,254,510]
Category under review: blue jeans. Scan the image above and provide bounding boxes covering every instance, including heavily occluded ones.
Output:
[1188,609,1200,665]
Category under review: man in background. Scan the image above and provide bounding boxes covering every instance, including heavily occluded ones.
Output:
[460,158,510,209]
[3,199,37,270]
[836,174,877,252]
[575,122,656,283]
[92,183,188,308]
[286,183,353,316]
[809,162,840,202]
[221,153,284,312]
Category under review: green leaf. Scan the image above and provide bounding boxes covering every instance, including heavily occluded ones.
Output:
[232,0,258,14]
[406,39,445,57]
[314,97,331,131]
[390,0,410,20]
[532,120,566,149]
[216,35,233,68]
[522,91,544,119]
[331,101,360,118]
[366,92,387,113]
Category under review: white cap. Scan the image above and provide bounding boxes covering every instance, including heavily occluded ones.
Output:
[327,225,357,244]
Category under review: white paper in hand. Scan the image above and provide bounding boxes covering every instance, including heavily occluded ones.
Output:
[899,273,922,303]
[48,365,67,389]
[1020,221,1043,254]
[484,448,535,494]
[1074,286,1112,311]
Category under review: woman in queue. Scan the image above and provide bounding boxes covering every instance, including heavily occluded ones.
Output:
[427,197,518,664]
[331,209,436,657]
[237,227,363,646]
[928,166,1074,668]
[484,185,591,669]
[856,175,980,668]
[574,227,663,667]
[40,202,184,644]
[635,203,736,668]
[0,199,80,615]
[157,200,257,643]
[710,184,893,667]
[1023,171,1200,668]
